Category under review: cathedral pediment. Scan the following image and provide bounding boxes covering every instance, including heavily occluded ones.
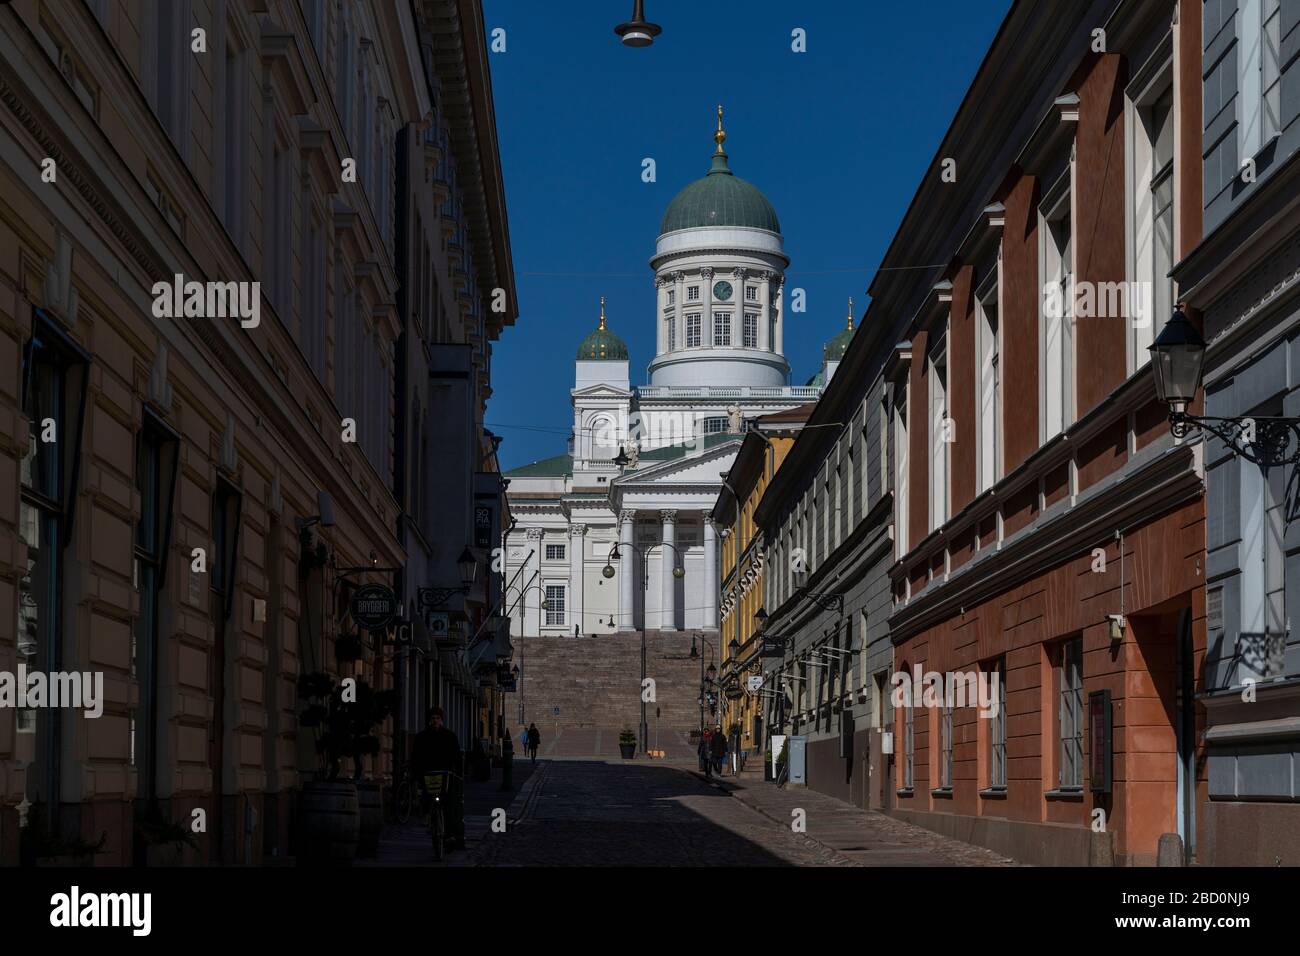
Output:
[571,383,633,399]
[612,437,742,487]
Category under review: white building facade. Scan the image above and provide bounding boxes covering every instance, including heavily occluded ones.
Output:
[504,115,838,637]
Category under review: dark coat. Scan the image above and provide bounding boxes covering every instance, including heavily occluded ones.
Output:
[709,733,728,758]
[412,725,461,776]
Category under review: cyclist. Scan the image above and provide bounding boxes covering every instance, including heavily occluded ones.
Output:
[412,706,464,850]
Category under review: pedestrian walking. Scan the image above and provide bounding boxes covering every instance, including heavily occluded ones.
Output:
[710,726,727,776]
[699,730,713,778]
[527,722,540,762]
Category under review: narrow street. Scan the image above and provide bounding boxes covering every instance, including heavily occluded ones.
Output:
[438,759,1020,867]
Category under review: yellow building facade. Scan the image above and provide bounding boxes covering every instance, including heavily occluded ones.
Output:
[713,405,812,764]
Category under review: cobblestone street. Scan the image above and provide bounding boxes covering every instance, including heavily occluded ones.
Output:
[458,759,1018,867]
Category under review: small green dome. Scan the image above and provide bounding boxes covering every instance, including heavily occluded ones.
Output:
[577,297,628,361]
[660,153,780,235]
[823,299,857,361]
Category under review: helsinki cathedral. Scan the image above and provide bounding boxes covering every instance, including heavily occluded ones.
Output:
[504,108,854,638]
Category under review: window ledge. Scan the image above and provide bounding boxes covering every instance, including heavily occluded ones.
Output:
[930,787,954,798]
[896,787,915,797]
[979,787,1008,799]
[1044,787,1084,800]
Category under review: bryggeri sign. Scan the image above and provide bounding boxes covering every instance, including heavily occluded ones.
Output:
[350,584,398,631]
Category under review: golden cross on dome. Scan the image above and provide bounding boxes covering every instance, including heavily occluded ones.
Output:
[598,296,607,330]
[714,103,727,154]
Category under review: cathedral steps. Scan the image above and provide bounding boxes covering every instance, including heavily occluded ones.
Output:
[513,631,718,753]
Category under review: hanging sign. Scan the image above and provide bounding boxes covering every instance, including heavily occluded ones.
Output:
[351,583,398,631]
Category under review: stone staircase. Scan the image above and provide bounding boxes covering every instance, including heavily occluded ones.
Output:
[512,631,712,757]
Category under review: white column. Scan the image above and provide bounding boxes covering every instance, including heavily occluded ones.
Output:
[732,268,746,347]
[525,528,544,635]
[618,510,636,632]
[703,517,719,631]
[655,279,667,354]
[701,267,715,346]
[758,271,771,351]
[774,279,785,356]
[569,524,586,635]
[660,510,677,631]
[672,271,685,351]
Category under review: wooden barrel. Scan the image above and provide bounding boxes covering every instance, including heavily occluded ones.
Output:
[355,781,383,857]
[298,780,359,865]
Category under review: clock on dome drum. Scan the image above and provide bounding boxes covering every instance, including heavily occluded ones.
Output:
[712,280,733,301]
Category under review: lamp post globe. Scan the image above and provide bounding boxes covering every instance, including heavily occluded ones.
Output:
[1149,308,1206,430]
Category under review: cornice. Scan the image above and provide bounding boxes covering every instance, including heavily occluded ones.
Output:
[888,442,1201,643]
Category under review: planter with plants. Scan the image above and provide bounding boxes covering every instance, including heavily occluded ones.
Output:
[618,728,637,759]
[136,804,200,866]
[21,806,107,867]
[296,671,398,865]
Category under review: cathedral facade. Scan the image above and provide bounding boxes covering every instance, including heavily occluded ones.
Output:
[504,112,845,637]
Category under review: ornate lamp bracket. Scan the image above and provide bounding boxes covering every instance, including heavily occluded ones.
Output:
[1172,412,1300,468]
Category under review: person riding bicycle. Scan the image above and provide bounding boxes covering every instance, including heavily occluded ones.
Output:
[412,706,464,850]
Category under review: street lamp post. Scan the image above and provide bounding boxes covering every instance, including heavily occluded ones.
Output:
[602,541,685,756]
[690,635,718,739]
[1151,307,1300,466]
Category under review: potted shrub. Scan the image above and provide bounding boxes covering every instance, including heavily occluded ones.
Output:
[618,727,637,759]
[136,804,200,866]
[22,806,107,866]
[296,672,398,865]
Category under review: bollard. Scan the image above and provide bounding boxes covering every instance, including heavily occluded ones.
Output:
[496,749,512,790]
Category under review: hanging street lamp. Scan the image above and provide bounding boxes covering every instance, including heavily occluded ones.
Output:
[614,0,661,47]
[1151,306,1300,467]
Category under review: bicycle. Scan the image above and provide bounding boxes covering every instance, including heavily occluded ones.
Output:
[421,770,462,860]
[390,766,417,824]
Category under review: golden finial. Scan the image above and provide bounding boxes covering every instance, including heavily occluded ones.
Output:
[598,296,607,331]
[846,296,854,330]
[714,103,727,154]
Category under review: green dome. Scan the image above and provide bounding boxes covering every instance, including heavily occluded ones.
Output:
[824,301,857,361]
[659,152,780,235]
[577,298,628,360]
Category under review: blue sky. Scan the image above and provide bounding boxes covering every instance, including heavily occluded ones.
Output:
[484,0,1011,470]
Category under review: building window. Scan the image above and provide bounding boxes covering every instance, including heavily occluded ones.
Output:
[976,276,1001,492]
[686,285,700,302]
[214,16,248,250]
[1040,175,1074,442]
[335,0,354,144]
[989,658,1006,789]
[666,288,676,305]
[545,543,566,561]
[685,312,702,348]
[745,285,757,301]
[1239,0,1282,162]
[18,313,90,810]
[144,0,193,154]
[1240,430,1286,667]
[666,317,676,351]
[265,133,294,317]
[1128,51,1174,368]
[133,411,179,803]
[903,696,915,789]
[928,337,949,531]
[1058,637,1084,790]
[209,478,242,790]
[939,704,953,789]
[713,311,731,347]
[545,585,566,626]
[703,416,728,435]
[893,383,908,557]
[743,312,758,348]
[301,206,327,380]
